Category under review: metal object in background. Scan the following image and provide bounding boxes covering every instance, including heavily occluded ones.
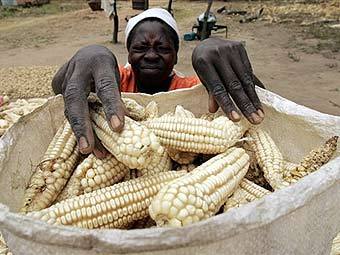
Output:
[184,0,227,41]
[200,0,213,40]
[132,0,148,10]
[183,32,197,41]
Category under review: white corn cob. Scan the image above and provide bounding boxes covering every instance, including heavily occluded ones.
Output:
[243,142,272,189]
[174,105,196,118]
[145,101,159,120]
[56,154,129,201]
[165,106,198,164]
[149,147,250,227]
[284,161,299,172]
[297,136,338,173]
[21,120,80,213]
[284,136,338,183]
[331,232,340,255]
[139,146,172,176]
[240,178,271,197]
[87,93,136,122]
[282,161,300,183]
[292,136,337,177]
[145,115,248,154]
[246,128,289,190]
[28,171,186,229]
[90,107,162,170]
[224,179,271,212]
[122,97,146,121]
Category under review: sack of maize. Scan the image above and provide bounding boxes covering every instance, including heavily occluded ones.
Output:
[0,85,339,255]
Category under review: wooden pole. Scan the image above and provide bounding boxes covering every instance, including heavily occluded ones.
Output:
[201,0,213,41]
[167,0,173,15]
[112,0,118,44]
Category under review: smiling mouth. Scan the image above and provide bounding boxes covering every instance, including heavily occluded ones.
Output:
[140,66,161,70]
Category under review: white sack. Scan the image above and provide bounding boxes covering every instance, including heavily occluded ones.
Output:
[0,85,339,255]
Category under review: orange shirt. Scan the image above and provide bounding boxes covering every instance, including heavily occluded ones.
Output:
[119,65,200,92]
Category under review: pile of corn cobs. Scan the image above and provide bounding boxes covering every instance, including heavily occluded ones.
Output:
[19,97,337,231]
[0,96,47,136]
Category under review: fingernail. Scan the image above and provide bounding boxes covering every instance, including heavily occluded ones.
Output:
[251,112,262,124]
[257,109,265,118]
[110,115,121,129]
[79,137,89,151]
[231,111,241,120]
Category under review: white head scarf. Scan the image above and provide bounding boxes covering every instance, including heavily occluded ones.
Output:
[125,8,180,47]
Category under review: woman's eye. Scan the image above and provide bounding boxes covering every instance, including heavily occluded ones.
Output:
[158,47,171,52]
[133,46,147,51]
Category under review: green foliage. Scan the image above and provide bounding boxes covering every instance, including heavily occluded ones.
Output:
[0,6,19,19]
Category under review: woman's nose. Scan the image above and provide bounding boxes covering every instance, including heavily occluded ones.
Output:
[144,48,159,61]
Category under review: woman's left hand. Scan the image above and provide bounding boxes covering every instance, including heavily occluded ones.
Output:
[192,37,265,124]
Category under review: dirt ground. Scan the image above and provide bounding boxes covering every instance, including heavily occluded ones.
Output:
[0,0,339,116]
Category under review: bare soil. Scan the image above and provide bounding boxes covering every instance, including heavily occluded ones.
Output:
[0,0,339,115]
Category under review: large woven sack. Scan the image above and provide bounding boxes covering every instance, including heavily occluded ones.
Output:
[0,85,339,255]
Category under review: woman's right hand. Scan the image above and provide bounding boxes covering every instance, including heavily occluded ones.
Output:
[52,45,126,157]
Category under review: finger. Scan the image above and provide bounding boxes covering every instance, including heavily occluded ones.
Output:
[238,47,264,107]
[63,67,95,154]
[193,57,240,121]
[208,94,241,121]
[230,49,263,112]
[208,94,219,113]
[93,55,126,132]
[64,87,94,154]
[237,44,253,73]
[93,134,109,159]
[237,48,265,119]
[215,61,262,124]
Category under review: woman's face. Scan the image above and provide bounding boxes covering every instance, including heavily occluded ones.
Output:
[128,21,177,85]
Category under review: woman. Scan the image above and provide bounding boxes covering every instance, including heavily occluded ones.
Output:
[52,8,265,157]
